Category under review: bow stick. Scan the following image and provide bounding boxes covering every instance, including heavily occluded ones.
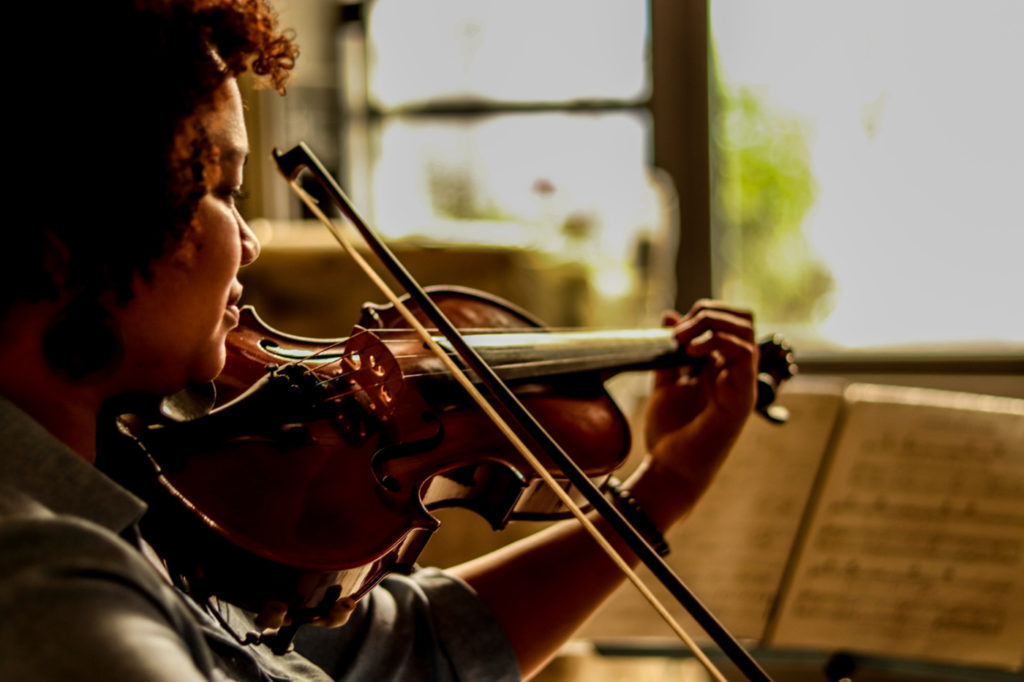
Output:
[272,142,775,682]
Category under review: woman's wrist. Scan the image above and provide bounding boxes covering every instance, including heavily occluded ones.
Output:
[605,476,671,557]
[620,455,706,532]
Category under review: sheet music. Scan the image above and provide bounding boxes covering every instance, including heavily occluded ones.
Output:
[579,377,845,642]
[768,384,1024,670]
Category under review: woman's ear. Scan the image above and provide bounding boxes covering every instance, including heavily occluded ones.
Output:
[42,297,123,381]
[40,229,73,292]
[40,229,123,381]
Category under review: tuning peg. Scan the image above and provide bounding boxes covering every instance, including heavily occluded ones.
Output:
[755,335,797,424]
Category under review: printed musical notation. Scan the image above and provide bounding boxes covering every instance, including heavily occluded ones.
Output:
[581,379,1024,672]
[768,383,1024,669]
[580,378,845,641]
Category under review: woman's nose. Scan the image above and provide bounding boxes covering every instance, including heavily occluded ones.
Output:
[238,214,261,265]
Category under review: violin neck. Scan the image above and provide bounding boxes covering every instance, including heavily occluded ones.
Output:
[438,328,685,382]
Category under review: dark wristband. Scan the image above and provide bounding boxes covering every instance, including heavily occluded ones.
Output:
[605,477,670,557]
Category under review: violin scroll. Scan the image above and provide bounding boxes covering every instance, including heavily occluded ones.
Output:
[755,334,797,424]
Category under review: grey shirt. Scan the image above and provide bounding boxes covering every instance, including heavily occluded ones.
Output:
[0,397,519,681]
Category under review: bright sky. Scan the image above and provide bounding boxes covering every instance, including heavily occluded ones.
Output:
[711,0,1024,349]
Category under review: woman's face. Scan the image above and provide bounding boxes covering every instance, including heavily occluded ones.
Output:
[116,78,260,394]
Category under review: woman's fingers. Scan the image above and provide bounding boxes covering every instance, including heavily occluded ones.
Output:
[670,300,756,351]
[687,331,758,369]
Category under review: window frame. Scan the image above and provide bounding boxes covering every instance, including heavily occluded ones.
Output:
[652,0,1022,389]
[254,0,1023,393]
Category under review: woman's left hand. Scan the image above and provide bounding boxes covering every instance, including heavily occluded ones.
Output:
[632,300,759,522]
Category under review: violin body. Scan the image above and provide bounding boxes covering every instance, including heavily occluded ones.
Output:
[105,287,633,627]
[221,285,633,524]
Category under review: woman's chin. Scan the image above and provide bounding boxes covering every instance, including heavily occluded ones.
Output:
[186,346,228,388]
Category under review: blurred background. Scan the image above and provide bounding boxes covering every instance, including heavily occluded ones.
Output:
[239,0,1022,398]
[235,1,1023,679]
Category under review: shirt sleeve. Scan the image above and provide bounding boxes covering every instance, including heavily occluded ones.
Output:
[0,492,519,682]
[0,509,223,682]
[292,568,521,682]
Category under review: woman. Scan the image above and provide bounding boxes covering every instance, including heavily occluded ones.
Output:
[0,1,759,680]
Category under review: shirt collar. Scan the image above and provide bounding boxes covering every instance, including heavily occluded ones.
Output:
[0,395,146,533]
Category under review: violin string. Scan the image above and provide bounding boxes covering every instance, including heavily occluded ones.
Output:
[267,328,380,384]
[318,380,391,404]
[271,337,350,378]
[261,338,564,382]
[382,348,660,383]
[266,324,662,384]
[351,326,587,335]
[288,339,628,383]
[288,179,731,682]
[292,331,404,410]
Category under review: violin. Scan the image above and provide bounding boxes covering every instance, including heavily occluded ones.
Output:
[101,143,795,679]
[105,286,793,627]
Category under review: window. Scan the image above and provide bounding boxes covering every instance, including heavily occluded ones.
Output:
[332,0,668,329]
[709,0,1024,354]
[255,0,1023,366]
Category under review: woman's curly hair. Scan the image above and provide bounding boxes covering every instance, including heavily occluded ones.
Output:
[4,0,298,314]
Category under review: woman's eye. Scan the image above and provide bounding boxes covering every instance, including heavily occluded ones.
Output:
[219,187,249,204]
